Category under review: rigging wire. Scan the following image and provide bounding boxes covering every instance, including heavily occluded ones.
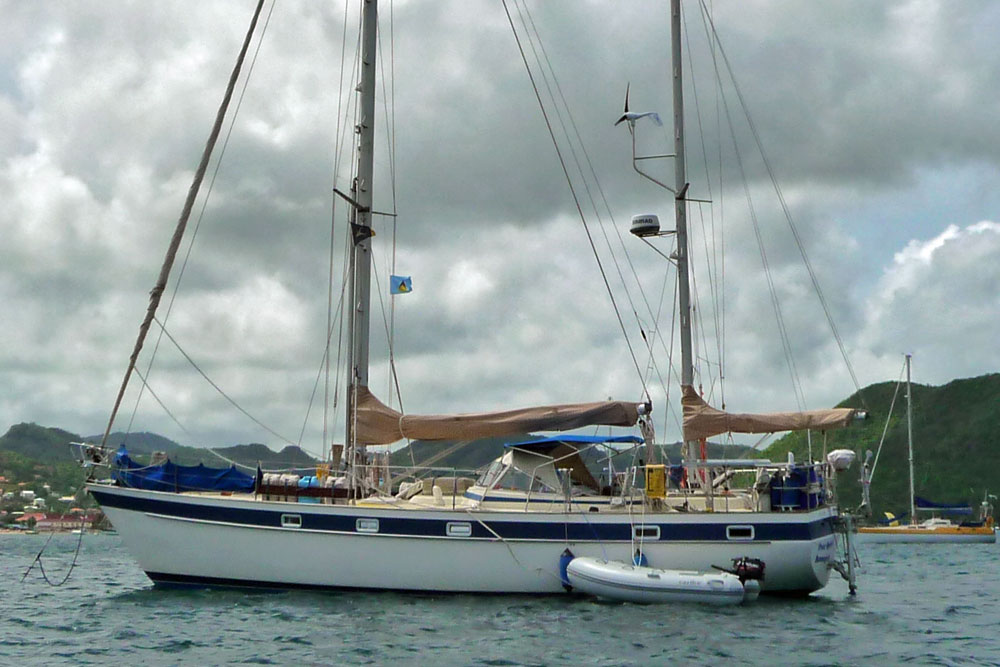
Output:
[683,4,726,406]
[516,2,645,325]
[120,0,277,443]
[123,0,362,462]
[332,11,365,443]
[324,0,355,463]
[698,0,865,407]
[375,0,404,410]
[868,358,908,483]
[131,366,194,441]
[713,44,807,411]
[518,2,678,414]
[516,1,724,441]
[299,253,351,450]
[708,2,728,411]
[319,3,364,462]
[372,1,416,467]
[152,316,298,446]
[636,232,682,439]
[503,0,650,403]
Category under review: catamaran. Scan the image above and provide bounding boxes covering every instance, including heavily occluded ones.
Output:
[74,0,870,595]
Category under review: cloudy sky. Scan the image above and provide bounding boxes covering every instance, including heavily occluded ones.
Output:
[2,1,998,456]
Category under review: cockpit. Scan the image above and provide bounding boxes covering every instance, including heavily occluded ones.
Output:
[473,434,645,497]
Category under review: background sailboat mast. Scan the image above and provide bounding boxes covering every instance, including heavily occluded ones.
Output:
[670,0,697,471]
[346,0,378,456]
[906,353,915,525]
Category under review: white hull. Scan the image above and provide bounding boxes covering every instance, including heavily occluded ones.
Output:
[566,557,758,605]
[91,484,838,594]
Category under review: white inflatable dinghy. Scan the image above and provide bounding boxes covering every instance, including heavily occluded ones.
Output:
[565,557,761,605]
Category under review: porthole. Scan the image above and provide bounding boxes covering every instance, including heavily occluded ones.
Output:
[356,518,380,533]
[446,522,472,537]
[632,525,660,540]
[726,525,754,541]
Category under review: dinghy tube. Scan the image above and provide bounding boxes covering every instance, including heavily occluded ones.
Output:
[565,557,762,605]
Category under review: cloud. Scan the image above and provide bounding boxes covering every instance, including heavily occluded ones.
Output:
[0,1,997,451]
[858,221,1000,380]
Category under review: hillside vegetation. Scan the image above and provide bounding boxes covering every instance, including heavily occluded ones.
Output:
[3,371,998,511]
[0,423,320,488]
[763,373,1000,514]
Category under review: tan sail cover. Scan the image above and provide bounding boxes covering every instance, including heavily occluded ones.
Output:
[682,385,857,441]
[355,386,640,445]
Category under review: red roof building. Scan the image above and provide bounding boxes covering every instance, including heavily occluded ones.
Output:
[16,511,103,530]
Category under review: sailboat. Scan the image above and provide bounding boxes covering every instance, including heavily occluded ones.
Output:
[858,355,996,544]
[73,0,869,595]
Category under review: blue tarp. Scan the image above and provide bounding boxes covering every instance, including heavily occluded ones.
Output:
[915,496,973,515]
[112,446,256,493]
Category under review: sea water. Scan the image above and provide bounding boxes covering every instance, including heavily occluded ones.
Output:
[1,534,998,665]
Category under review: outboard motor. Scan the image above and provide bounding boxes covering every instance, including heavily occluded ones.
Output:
[714,556,765,584]
[730,557,765,584]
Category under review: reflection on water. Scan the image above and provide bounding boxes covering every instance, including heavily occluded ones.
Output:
[2,534,998,665]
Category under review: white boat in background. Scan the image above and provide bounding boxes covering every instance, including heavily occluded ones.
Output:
[858,355,996,544]
[74,0,871,596]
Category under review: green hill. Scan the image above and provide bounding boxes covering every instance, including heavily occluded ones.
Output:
[190,444,318,470]
[96,431,184,456]
[762,372,1000,515]
[0,423,81,463]
[0,423,319,478]
[5,370,998,509]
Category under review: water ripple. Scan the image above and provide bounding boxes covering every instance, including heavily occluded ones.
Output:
[2,534,1000,665]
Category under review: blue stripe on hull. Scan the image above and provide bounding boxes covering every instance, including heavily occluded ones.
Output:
[91,487,834,542]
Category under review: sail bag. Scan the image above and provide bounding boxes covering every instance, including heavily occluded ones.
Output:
[354,386,641,445]
[681,385,858,441]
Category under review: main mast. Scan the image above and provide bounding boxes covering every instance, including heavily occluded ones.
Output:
[670,0,698,474]
[346,0,378,464]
